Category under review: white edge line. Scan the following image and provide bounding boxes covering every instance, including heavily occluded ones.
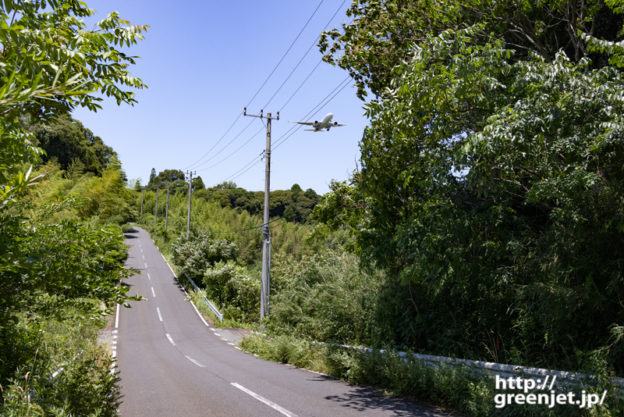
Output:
[185,355,205,368]
[114,303,120,329]
[157,307,163,322]
[189,297,210,327]
[153,242,213,331]
[111,350,117,359]
[162,254,178,277]
[147,272,151,281]
[165,333,176,346]
[231,382,297,417]
[151,287,156,297]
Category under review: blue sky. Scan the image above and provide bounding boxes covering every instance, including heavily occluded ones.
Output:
[72,1,368,193]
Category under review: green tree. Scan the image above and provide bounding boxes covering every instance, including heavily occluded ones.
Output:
[320,0,623,99]
[0,1,147,412]
[319,0,624,373]
[148,168,186,192]
[192,175,205,191]
[29,114,116,175]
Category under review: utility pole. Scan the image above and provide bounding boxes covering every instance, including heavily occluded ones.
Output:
[165,183,170,232]
[139,188,144,216]
[186,171,195,239]
[154,187,159,223]
[244,107,279,321]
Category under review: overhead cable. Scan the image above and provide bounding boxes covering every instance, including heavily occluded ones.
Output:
[245,0,325,108]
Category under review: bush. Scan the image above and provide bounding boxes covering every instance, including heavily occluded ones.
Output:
[171,232,238,283]
[204,261,260,322]
[267,250,380,345]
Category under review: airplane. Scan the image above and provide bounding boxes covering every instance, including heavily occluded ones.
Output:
[293,113,346,132]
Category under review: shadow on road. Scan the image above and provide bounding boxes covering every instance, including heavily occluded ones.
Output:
[124,229,139,239]
[315,376,458,417]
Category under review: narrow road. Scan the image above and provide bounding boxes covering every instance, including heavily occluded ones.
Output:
[117,227,453,417]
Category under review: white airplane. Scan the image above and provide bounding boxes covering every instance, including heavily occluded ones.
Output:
[293,113,346,132]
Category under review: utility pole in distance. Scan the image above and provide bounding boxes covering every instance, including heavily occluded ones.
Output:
[165,183,170,232]
[244,107,279,321]
[186,171,195,239]
[154,187,159,223]
[140,187,144,216]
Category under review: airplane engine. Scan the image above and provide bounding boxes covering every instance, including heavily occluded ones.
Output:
[313,121,318,127]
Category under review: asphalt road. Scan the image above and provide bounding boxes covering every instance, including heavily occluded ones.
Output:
[117,227,454,417]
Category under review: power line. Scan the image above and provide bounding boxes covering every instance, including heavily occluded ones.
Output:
[223,151,264,182]
[197,1,347,177]
[273,76,352,150]
[279,59,323,110]
[210,217,283,237]
[186,0,327,172]
[185,113,242,170]
[262,0,348,110]
[246,0,325,108]
[198,125,265,171]
[192,118,257,170]
[228,158,262,182]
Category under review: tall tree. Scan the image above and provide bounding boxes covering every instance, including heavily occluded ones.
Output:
[29,114,116,176]
[318,1,624,372]
[320,0,623,99]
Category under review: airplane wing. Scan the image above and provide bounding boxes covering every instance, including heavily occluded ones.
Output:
[333,123,347,127]
[293,121,314,126]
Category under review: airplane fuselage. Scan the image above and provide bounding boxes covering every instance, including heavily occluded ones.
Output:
[312,113,335,131]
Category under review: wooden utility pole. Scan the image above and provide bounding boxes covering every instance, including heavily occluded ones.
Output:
[243,107,279,321]
[140,188,144,216]
[154,187,159,223]
[165,183,170,232]
[186,171,195,239]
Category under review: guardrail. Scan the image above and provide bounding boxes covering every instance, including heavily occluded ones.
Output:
[332,343,624,389]
[184,275,224,323]
[152,233,225,324]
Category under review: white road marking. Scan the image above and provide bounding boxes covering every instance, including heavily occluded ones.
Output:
[185,355,205,368]
[147,272,151,281]
[162,254,177,277]
[157,307,163,322]
[188,298,210,327]
[144,262,148,269]
[114,304,120,329]
[165,333,176,346]
[112,350,117,359]
[214,332,222,337]
[231,383,298,417]
[151,287,156,297]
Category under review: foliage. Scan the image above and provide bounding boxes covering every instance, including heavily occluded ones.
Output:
[172,232,238,284]
[317,6,624,384]
[196,181,321,223]
[267,250,381,345]
[28,114,116,176]
[0,0,146,413]
[27,161,137,225]
[319,0,623,99]
[146,168,187,192]
[1,307,121,417]
[242,334,623,417]
[204,261,260,322]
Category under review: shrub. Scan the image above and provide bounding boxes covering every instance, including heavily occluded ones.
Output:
[171,232,238,283]
[204,261,260,322]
